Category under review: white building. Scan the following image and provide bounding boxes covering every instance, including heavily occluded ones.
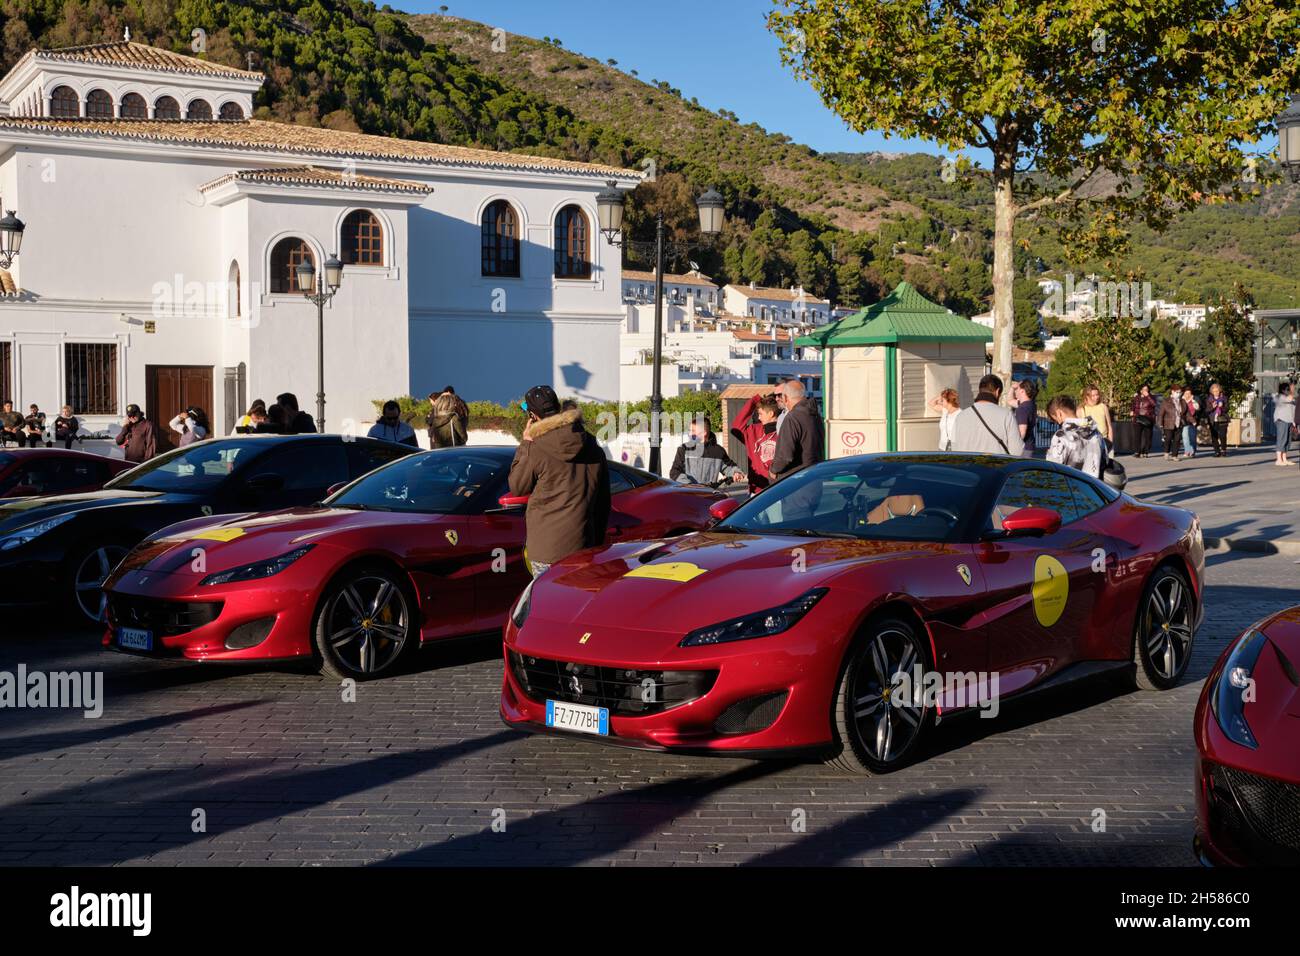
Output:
[722,282,831,326]
[0,38,639,437]
[619,302,821,401]
[621,268,719,312]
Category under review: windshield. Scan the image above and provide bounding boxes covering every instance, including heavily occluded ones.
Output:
[329,449,505,514]
[104,440,256,493]
[721,458,989,542]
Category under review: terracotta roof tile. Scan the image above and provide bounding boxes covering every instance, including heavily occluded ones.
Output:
[199,164,431,194]
[725,283,830,304]
[622,269,717,286]
[0,117,637,178]
[31,41,262,79]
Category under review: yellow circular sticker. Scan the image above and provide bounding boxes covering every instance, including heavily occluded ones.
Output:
[1032,555,1069,627]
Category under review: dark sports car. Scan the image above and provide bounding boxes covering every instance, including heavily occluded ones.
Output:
[0,448,132,498]
[101,446,726,679]
[501,453,1205,773]
[1194,607,1300,865]
[0,435,416,625]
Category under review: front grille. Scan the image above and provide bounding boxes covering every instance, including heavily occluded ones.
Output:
[107,594,222,637]
[714,691,789,735]
[1208,763,1300,864]
[509,651,715,715]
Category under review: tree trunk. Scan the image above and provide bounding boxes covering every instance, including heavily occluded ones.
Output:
[991,150,1016,399]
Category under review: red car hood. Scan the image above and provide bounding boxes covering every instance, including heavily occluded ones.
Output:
[528,531,943,635]
[1250,611,1300,772]
[118,507,448,577]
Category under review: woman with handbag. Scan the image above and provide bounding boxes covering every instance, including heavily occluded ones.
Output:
[1205,384,1229,458]
[1180,388,1200,459]
[1274,382,1296,467]
[1131,384,1157,458]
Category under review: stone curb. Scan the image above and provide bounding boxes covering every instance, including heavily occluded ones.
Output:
[1204,535,1300,557]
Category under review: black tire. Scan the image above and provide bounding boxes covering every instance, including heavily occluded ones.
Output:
[825,616,934,775]
[63,540,133,627]
[1130,565,1196,691]
[312,565,417,681]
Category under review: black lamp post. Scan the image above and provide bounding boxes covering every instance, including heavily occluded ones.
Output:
[0,210,25,269]
[1280,94,1300,184]
[598,185,725,474]
[296,252,344,433]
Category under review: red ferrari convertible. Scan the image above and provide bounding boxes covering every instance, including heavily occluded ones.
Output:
[502,453,1204,773]
[102,446,725,679]
[1194,608,1300,865]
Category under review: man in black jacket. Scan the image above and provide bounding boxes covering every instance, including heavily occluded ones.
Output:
[670,420,744,486]
[770,380,824,481]
[276,392,317,434]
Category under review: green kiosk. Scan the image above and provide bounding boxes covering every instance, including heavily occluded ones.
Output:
[797,282,993,457]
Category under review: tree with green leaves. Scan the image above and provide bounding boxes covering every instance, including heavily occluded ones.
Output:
[1013,277,1044,351]
[1204,284,1258,411]
[1045,315,1181,411]
[769,0,1300,392]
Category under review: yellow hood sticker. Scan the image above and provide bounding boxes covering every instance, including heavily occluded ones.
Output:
[187,527,247,543]
[624,561,708,583]
[1033,554,1069,627]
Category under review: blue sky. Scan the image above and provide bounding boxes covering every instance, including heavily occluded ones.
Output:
[398,0,946,157]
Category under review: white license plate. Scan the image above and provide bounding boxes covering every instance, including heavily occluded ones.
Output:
[117,627,153,651]
[546,699,609,736]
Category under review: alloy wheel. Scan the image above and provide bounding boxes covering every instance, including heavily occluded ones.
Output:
[322,574,411,676]
[74,545,129,623]
[849,627,925,765]
[1143,572,1194,681]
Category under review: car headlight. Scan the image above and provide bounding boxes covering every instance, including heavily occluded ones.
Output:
[680,588,827,647]
[0,513,76,551]
[511,577,535,630]
[1210,627,1266,749]
[199,546,314,586]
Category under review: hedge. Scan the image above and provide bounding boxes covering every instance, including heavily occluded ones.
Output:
[374,391,724,440]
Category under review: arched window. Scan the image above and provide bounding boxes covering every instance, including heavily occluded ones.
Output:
[340,210,383,266]
[85,89,113,119]
[269,238,314,294]
[554,205,590,279]
[49,86,79,118]
[187,98,212,120]
[120,92,147,119]
[153,96,180,120]
[218,101,245,120]
[481,200,520,277]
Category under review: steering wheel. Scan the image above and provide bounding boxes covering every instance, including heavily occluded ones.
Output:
[917,505,960,524]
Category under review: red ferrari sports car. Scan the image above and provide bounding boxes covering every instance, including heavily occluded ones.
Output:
[502,453,1204,773]
[0,448,132,498]
[1194,607,1300,866]
[101,446,725,679]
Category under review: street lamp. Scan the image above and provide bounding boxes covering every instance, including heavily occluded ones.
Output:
[600,184,726,473]
[0,210,25,269]
[1279,94,1300,184]
[297,252,344,433]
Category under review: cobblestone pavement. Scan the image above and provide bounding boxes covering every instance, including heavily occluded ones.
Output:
[0,547,1293,867]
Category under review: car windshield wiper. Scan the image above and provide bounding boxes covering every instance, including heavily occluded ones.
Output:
[763,527,861,540]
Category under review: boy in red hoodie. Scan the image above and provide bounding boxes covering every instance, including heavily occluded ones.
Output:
[730,393,781,495]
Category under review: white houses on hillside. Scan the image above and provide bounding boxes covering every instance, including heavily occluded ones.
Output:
[0,37,639,438]
[723,282,831,326]
[621,268,719,312]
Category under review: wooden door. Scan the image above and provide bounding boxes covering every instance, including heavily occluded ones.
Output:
[146,365,213,450]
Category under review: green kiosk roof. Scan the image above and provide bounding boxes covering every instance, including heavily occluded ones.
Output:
[795,281,993,347]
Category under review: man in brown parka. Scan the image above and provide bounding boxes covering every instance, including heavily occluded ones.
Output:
[508,385,610,577]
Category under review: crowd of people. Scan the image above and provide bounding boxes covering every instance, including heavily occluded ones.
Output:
[0,401,84,450]
[931,374,1241,482]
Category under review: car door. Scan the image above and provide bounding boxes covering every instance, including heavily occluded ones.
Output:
[976,468,1108,694]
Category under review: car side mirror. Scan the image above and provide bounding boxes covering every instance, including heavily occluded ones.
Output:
[325,482,348,498]
[490,494,529,514]
[245,472,285,495]
[708,498,741,524]
[1000,507,1061,538]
